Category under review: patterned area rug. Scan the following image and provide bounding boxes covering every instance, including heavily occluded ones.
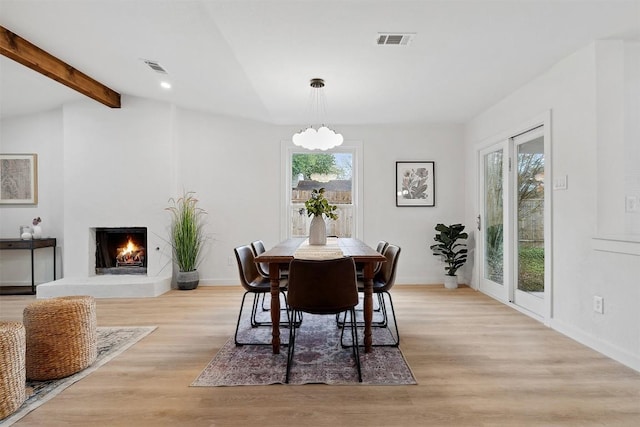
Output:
[0,326,157,427]
[192,302,417,386]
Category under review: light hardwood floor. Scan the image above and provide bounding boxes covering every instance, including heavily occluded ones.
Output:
[1,285,639,426]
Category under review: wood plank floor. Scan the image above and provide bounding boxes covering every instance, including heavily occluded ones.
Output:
[1,285,639,426]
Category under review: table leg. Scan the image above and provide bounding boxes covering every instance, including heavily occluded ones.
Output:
[30,244,35,294]
[363,262,374,353]
[269,263,281,354]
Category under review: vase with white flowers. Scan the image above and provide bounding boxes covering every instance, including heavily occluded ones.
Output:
[304,188,338,245]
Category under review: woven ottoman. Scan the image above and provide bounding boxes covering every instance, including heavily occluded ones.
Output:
[0,321,26,420]
[23,296,97,381]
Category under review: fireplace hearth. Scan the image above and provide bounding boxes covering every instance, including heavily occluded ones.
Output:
[95,227,147,275]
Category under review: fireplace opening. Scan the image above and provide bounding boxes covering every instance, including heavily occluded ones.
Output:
[95,227,147,275]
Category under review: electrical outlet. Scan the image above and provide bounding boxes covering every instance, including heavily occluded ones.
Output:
[227,256,232,266]
[593,295,604,314]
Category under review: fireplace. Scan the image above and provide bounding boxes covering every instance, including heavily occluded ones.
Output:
[95,227,147,275]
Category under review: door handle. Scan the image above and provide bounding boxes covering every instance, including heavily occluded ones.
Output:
[477,214,481,231]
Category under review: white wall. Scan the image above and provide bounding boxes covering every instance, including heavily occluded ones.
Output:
[464,41,640,371]
[1,99,465,288]
[0,109,64,284]
[336,123,465,285]
[624,42,640,235]
[175,111,465,285]
[61,96,175,279]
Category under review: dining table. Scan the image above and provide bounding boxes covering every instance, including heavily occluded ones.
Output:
[255,237,386,354]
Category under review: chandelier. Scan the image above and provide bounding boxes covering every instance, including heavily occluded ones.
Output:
[292,78,344,151]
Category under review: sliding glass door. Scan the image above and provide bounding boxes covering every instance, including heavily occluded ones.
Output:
[478,119,550,321]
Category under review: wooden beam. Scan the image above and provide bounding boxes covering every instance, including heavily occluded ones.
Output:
[0,25,121,109]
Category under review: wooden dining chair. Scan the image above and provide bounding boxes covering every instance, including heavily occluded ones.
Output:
[285,257,362,383]
[233,245,289,346]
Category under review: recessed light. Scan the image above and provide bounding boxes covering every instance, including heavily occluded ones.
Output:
[160,81,172,89]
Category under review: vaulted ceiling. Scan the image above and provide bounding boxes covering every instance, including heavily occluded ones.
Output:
[1,0,638,124]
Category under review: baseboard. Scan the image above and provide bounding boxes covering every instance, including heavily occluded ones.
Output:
[550,318,640,373]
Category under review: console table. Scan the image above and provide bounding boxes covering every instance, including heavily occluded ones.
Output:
[0,238,57,294]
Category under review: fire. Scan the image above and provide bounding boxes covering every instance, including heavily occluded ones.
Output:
[116,238,145,266]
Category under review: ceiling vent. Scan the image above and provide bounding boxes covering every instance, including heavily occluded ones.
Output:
[376,33,415,46]
[142,59,168,74]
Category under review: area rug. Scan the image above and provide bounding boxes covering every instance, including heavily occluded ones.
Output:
[192,305,416,386]
[0,326,157,427]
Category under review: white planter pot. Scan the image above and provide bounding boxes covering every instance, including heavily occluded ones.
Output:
[444,275,458,289]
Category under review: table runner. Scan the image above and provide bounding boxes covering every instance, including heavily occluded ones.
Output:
[293,237,344,260]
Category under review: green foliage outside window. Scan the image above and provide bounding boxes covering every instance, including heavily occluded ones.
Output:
[292,153,342,180]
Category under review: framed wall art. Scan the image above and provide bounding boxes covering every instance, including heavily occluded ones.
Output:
[396,161,435,207]
[0,153,38,204]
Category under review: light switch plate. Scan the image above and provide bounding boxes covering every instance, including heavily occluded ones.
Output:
[553,175,568,190]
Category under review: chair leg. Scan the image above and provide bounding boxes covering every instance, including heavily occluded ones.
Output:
[376,293,389,327]
[382,291,400,346]
[340,292,400,348]
[336,295,384,328]
[259,293,302,328]
[285,309,299,383]
[234,291,251,345]
[349,308,362,382]
[260,293,270,312]
[235,291,291,346]
[250,293,261,327]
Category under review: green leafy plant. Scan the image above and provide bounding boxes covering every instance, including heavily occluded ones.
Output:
[166,191,207,272]
[304,188,338,220]
[430,223,468,276]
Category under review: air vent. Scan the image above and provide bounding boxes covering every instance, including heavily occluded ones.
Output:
[142,59,168,74]
[376,33,415,46]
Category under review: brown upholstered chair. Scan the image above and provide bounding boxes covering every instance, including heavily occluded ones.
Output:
[356,240,388,278]
[250,240,270,278]
[357,244,401,346]
[234,245,289,346]
[251,239,289,279]
[285,257,362,383]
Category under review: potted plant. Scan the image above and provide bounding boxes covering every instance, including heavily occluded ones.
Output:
[430,223,468,289]
[166,191,207,290]
[304,188,338,245]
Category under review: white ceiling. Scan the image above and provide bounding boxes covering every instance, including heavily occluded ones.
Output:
[1,0,639,124]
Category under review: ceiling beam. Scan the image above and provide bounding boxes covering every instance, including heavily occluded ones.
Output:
[0,25,121,109]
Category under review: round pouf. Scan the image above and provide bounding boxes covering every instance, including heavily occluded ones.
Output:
[23,296,97,381]
[0,321,26,420]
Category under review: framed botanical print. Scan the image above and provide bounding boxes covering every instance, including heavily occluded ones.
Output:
[0,153,38,204]
[396,161,435,207]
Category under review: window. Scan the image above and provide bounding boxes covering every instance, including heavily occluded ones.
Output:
[281,141,362,240]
